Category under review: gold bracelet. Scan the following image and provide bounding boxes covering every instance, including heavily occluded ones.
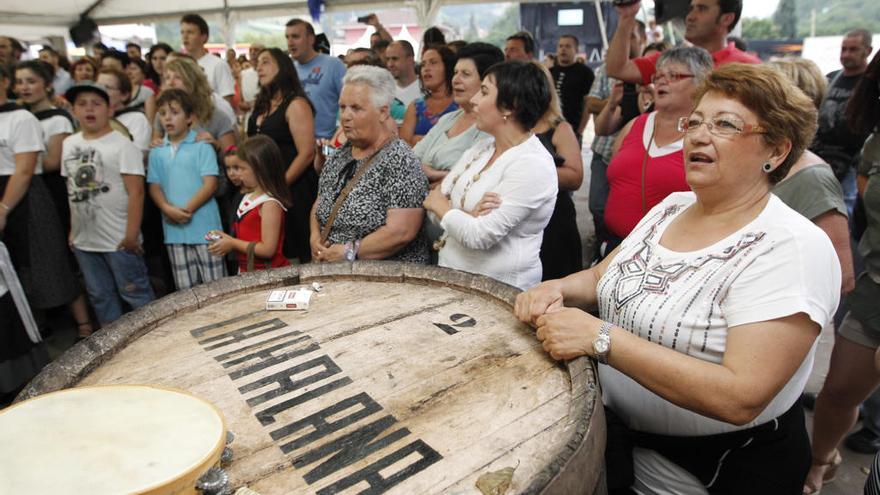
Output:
[0,202,10,212]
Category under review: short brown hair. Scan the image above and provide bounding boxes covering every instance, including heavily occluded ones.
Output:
[767,58,827,110]
[156,88,194,117]
[693,63,817,184]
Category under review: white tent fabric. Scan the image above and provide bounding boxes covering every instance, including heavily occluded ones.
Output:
[3,0,615,27]
[2,0,613,48]
[2,0,460,27]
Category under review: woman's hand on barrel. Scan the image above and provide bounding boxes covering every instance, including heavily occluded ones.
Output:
[535,308,596,361]
[514,280,565,326]
[317,242,346,262]
[310,233,325,262]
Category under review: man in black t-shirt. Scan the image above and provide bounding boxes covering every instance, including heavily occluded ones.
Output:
[550,34,595,143]
[811,29,873,215]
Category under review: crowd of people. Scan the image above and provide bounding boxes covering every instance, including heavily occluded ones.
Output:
[1,0,879,493]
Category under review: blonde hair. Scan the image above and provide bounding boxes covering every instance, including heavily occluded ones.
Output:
[531,61,563,129]
[767,58,827,110]
[163,57,214,124]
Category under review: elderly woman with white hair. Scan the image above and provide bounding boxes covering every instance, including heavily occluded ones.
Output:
[309,66,430,263]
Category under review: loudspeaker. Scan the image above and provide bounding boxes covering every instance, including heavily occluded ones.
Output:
[655,0,690,24]
[69,16,98,47]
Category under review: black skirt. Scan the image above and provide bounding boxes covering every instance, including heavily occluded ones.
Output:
[0,174,79,309]
[540,190,583,281]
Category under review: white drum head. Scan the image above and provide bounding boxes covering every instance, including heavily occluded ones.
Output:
[0,385,226,495]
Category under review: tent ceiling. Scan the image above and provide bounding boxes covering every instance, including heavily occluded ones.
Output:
[3,0,602,28]
[1,0,456,27]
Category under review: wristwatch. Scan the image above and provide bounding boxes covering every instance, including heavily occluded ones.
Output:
[344,239,361,262]
[593,321,612,364]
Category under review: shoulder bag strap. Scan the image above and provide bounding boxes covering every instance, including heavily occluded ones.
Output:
[320,140,391,243]
[246,241,257,272]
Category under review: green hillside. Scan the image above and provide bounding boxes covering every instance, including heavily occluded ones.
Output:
[798,0,880,37]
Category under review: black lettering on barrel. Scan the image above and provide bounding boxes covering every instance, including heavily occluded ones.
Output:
[195,318,288,351]
[228,340,321,380]
[315,440,443,495]
[189,310,265,337]
[273,392,383,453]
[294,415,410,484]
[239,355,345,407]
[433,313,477,335]
[256,377,353,427]
[214,331,311,368]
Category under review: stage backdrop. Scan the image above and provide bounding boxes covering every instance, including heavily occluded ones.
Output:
[520,2,619,68]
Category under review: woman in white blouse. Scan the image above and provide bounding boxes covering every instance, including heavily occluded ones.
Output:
[423,61,557,290]
[516,64,841,493]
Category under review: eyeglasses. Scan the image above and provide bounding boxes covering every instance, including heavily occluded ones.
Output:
[677,115,767,138]
[651,71,695,84]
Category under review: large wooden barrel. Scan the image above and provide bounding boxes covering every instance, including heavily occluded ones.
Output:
[17,262,606,494]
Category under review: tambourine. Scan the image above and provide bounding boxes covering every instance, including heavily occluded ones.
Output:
[0,385,237,495]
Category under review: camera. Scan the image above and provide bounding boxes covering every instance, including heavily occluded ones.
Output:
[357,15,370,23]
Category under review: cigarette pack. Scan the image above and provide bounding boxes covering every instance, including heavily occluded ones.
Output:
[266,289,313,311]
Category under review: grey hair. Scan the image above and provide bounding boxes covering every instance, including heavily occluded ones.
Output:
[657,46,714,84]
[342,65,395,108]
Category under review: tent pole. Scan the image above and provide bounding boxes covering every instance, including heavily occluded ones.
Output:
[594,0,608,50]
[222,0,236,49]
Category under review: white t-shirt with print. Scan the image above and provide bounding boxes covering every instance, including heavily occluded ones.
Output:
[0,107,44,176]
[198,53,236,98]
[597,191,841,436]
[395,80,422,107]
[61,131,145,252]
[596,191,841,492]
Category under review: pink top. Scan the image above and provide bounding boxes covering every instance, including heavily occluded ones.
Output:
[633,42,761,85]
[604,112,690,238]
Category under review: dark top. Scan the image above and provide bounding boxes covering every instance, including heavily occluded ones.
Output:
[248,98,299,164]
[535,126,582,280]
[811,71,870,178]
[550,63,595,131]
[247,97,319,262]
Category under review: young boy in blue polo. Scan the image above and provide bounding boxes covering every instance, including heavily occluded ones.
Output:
[62,81,155,326]
[147,89,225,289]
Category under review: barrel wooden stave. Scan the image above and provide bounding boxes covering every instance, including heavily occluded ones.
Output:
[19,262,604,495]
